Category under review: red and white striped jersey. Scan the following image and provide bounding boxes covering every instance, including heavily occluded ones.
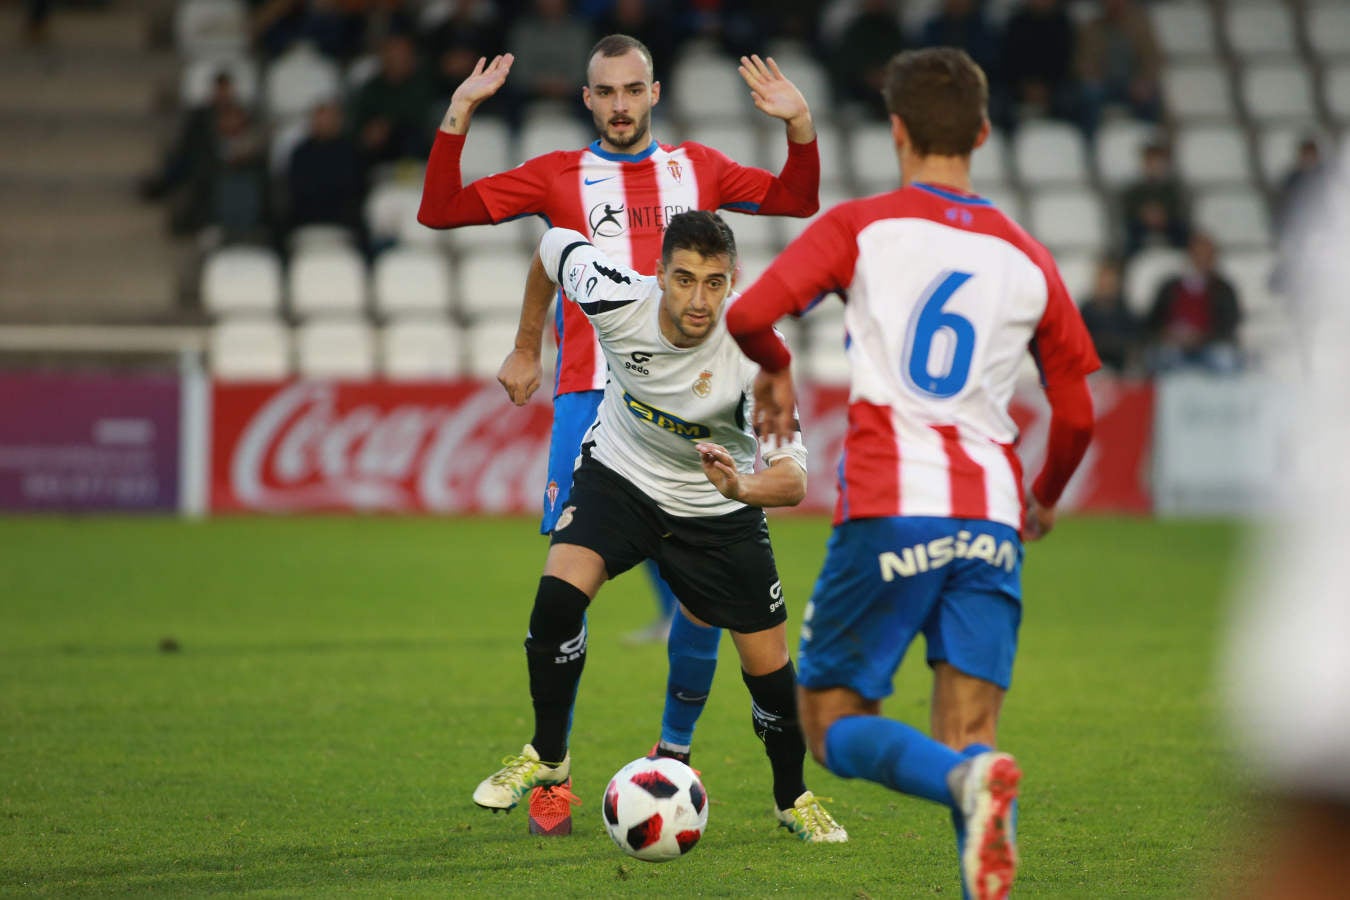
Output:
[471,139,804,395]
[730,183,1100,530]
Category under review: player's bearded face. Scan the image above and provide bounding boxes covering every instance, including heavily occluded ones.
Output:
[585,50,659,153]
[657,251,735,348]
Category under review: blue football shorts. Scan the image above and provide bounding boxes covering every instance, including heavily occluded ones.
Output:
[797,516,1024,698]
[539,389,603,535]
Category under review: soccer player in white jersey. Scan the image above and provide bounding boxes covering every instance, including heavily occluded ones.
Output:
[726,49,1100,899]
[471,211,846,843]
[417,35,819,784]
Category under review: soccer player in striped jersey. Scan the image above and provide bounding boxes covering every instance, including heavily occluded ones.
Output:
[725,48,1100,899]
[418,36,819,776]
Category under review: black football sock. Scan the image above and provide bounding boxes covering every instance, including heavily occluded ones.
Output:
[524,575,591,763]
[742,662,809,811]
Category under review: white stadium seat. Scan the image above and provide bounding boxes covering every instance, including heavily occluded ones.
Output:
[1194,188,1272,250]
[971,128,1011,190]
[1174,124,1252,188]
[1013,121,1089,186]
[671,48,753,122]
[734,247,778,292]
[518,114,592,163]
[802,303,849,385]
[180,56,258,108]
[288,245,368,318]
[686,121,763,170]
[288,224,355,254]
[295,319,377,379]
[980,185,1024,224]
[850,122,901,193]
[1095,120,1163,190]
[1220,249,1280,322]
[1026,188,1108,256]
[1224,4,1299,60]
[764,123,848,193]
[263,43,342,123]
[780,186,851,244]
[381,318,463,380]
[720,209,782,254]
[456,247,531,321]
[443,216,534,254]
[1149,2,1219,59]
[372,246,453,317]
[201,245,283,317]
[210,318,291,380]
[1240,63,1318,126]
[460,116,515,181]
[364,181,426,248]
[1054,252,1099,306]
[1255,125,1316,190]
[1123,246,1187,316]
[1162,61,1235,121]
[174,0,248,58]
[1306,3,1350,61]
[462,319,523,379]
[1324,63,1350,126]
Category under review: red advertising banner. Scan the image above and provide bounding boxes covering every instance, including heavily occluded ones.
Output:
[211,378,1153,515]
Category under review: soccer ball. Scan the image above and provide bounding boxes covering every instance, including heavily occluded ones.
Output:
[602,756,708,862]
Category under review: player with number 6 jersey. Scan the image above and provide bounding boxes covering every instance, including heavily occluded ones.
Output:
[726,48,1099,900]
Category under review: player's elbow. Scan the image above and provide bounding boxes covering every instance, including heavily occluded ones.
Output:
[415,205,445,229]
[795,196,820,218]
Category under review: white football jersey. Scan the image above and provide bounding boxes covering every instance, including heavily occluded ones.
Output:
[539,227,807,517]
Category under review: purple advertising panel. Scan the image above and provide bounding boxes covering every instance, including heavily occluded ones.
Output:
[0,373,181,512]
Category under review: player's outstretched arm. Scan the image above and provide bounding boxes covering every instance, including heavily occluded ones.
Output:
[439,53,514,135]
[738,55,814,144]
[697,443,806,508]
[497,246,551,406]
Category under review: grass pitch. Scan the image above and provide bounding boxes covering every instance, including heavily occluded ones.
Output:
[1,515,1258,896]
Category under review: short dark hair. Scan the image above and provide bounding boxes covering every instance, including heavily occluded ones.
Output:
[882,48,987,157]
[587,34,654,83]
[662,211,737,266]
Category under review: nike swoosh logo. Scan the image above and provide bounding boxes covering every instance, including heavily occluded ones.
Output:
[584,176,616,185]
[673,691,709,703]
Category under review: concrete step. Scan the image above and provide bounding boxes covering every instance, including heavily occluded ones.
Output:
[0,2,158,55]
[0,118,166,181]
[0,183,168,248]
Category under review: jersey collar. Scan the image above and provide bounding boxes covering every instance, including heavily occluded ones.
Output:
[588,139,659,163]
[914,182,991,206]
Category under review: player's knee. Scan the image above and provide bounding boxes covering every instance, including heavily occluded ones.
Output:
[525,575,591,654]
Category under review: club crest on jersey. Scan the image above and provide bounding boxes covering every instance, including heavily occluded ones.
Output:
[666,159,683,184]
[589,201,626,238]
[692,370,713,398]
[554,505,576,532]
[545,480,560,509]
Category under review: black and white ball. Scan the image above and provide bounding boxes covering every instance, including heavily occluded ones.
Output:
[602,756,708,862]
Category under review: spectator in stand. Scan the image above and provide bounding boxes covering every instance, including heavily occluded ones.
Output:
[1075,0,1162,138]
[349,30,438,167]
[827,0,906,122]
[995,0,1078,131]
[504,0,594,122]
[1145,232,1242,374]
[284,97,367,247]
[421,0,506,100]
[1118,140,1191,259]
[174,98,272,244]
[142,70,242,208]
[1078,256,1142,376]
[916,0,998,80]
[594,0,676,81]
[1274,135,1326,234]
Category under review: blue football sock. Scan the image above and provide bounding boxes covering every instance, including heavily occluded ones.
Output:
[660,608,720,748]
[823,715,964,807]
[644,559,678,620]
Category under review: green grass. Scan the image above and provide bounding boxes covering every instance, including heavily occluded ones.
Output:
[0,515,1257,897]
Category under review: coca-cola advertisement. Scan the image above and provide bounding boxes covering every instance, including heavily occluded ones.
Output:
[210,378,1152,516]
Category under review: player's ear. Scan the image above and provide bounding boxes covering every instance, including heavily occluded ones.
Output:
[655,258,666,289]
[650,80,661,106]
[582,85,593,111]
[890,113,909,153]
[972,117,990,151]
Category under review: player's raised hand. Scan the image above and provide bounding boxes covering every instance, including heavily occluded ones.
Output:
[497,348,542,406]
[738,55,813,140]
[696,442,742,501]
[442,53,514,133]
[752,368,798,447]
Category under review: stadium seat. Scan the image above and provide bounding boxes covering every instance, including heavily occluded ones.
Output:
[1149,2,1219,59]
[201,245,284,317]
[381,318,463,380]
[971,128,1011,190]
[174,0,249,58]
[462,319,524,378]
[443,216,534,254]
[1054,252,1099,305]
[1240,62,1318,126]
[802,303,849,385]
[180,56,258,108]
[1174,124,1252,188]
[457,247,532,321]
[344,54,379,92]
[365,181,426,248]
[1123,246,1187,316]
[1162,61,1236,121]
[518,113,592,164]
[780,186,851,244]
[1324,63,1350,126]
[295,319,377,379]
[460,116,515,181]
[288,245,369,318]
[764,123,848,193]
[1026,188,1108,256]
[734,247,778,291]
[1012,121,1089,186]
[686,121,763,170]
[1221,249,1281,322]
[980,185,1024,224]
[288,224,355,254]
[768,50,832,117]
[263,43,342,124]
[209,318,291,380]
[849,122,901,193]
[1095,120,1163,190]
[1255,125,1316,190]
[1224,4,1299,60]
[372,246,453,318]
[1194,188,1272,250]
[670,48,752,122]
[1306,3,1350,61]
[720,209,782,254]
